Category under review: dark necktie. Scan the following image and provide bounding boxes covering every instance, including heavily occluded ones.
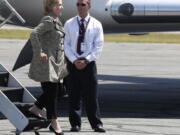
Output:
[77,19,85,55]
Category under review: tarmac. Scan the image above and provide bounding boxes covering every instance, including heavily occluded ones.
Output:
[0,39,180,135]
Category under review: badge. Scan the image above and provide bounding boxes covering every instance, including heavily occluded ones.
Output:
[81,42,88,52]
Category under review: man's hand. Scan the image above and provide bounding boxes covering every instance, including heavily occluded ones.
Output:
[74,60,87,70]
[40,52,48,61]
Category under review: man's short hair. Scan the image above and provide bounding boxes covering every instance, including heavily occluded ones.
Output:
[79,0,91,4]
[87,0,91,6]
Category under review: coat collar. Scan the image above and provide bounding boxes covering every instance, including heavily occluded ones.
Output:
[53,18,65,34]
[47,12,65,33]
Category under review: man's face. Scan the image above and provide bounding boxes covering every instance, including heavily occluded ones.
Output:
[77,0,90,17]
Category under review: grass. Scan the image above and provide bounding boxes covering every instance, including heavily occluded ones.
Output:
[1,29,180,44]
[104,33,180,44]
[0,29,32,39]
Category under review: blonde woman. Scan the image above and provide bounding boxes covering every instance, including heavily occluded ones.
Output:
[28,0,67,134]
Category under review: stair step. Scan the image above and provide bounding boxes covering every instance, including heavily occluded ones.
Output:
[0,72,9,86]
[15,102,33,113]
[15,102,34,117]
[24,118,51,131]
[0,87,23,102]
[14,102,50,131]
[15,102,46,119]
[0,112,6,120]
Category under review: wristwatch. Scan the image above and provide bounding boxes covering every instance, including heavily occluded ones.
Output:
[84,59,89,64]
[78,57,89,64]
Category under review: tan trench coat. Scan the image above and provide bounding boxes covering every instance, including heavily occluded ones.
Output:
[28,15,68,82]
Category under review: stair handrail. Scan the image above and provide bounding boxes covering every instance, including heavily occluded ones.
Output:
[0,0,25,27]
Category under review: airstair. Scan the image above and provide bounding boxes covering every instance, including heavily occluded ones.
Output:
[0,64,50,135]
[0,0,25,28]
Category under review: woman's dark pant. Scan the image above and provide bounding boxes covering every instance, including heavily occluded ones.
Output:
[35,82,59,120]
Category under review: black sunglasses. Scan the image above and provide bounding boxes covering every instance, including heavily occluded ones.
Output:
[76,3,87,7]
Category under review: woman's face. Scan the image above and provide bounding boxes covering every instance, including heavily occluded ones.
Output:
[52,0,63,17]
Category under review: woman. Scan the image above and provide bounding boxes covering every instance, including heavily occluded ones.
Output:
[28,0,67,134]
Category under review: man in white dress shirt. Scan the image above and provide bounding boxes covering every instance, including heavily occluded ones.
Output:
[64,0,105,132]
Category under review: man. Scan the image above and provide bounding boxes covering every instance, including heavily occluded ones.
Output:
[64,0,105,132]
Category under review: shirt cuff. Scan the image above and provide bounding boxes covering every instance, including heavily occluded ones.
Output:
[85,55,95,63]
[69,56,78,64]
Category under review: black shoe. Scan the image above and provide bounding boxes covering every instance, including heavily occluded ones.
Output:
[70,126,81,132]
[94,126,106,133]
[49,126,64,135]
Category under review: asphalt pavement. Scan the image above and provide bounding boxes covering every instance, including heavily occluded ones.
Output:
[0,39,180,135]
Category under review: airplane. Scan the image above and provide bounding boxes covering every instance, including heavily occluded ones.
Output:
[1,0,180,33]
[2,1,180,133]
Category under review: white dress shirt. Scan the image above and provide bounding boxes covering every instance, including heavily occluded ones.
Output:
[64,14,104,63]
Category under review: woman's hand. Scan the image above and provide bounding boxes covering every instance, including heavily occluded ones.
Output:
[39,52,48,61]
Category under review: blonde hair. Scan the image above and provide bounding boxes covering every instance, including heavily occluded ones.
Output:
[44,0,60,14]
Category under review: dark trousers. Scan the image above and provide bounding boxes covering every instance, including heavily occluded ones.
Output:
[68,61,103,129]
[35,82,59,119]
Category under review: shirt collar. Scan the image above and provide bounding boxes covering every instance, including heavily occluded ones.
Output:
[77,14,90,22]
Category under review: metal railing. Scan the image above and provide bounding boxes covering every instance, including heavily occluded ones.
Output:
[0,0,25,28]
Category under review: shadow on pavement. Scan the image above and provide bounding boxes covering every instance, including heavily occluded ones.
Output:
[26,74,180,119]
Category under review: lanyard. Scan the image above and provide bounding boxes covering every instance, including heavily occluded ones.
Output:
[77,17,91,34]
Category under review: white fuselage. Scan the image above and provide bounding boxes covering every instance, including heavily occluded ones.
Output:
[2,0,180,33]
[5,0,117,28]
